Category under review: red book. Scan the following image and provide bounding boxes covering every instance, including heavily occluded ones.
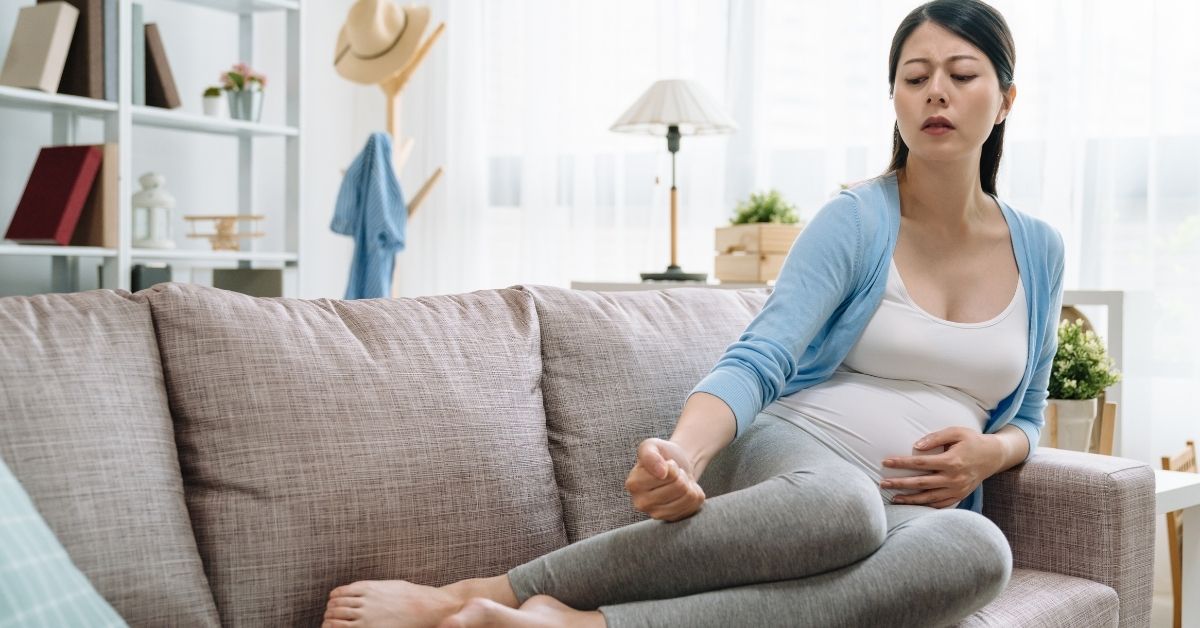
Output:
[4,145,103,246]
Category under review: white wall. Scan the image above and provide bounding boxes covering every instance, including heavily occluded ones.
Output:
[0,0,372,299]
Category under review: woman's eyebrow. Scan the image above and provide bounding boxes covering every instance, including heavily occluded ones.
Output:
[902,54,980,66]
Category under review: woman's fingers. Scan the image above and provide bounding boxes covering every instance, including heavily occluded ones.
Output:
[653,481,706,521]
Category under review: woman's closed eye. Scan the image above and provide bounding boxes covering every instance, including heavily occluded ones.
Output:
[904,75,978,85]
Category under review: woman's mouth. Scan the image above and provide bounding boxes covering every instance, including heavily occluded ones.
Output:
[921,116,955,135]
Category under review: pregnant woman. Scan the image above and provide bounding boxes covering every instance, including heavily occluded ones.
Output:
[324,0,1065,626]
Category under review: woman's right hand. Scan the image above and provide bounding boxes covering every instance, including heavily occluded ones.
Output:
[624,437,706,522]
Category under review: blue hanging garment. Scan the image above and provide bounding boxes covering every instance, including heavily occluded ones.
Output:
[331,132,408,299]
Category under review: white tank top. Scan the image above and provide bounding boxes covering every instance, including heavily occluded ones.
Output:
[762,256,1028,505]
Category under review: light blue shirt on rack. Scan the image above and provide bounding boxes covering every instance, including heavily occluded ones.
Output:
[689,171,1065,514]
[331,132,407,300]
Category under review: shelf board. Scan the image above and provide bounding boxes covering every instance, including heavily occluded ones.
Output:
[0,243,118,257]
[0,85,117,116]
[131,248,298,264]
[133,106,298,137]
[162,0,299,13]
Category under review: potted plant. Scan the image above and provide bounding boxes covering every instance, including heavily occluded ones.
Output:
[714,189,806,283]
[202,86,223,117]
[221,62,267,122]
[1042,318,1123,451]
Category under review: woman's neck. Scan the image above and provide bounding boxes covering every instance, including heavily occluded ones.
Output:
[896,155,994,235]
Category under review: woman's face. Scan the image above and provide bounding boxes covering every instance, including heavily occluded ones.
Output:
[892,21,1014,164]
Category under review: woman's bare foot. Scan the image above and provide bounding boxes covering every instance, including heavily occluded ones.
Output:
[437,595,605,628]
[323,575,520,628]
[323,580,462,628]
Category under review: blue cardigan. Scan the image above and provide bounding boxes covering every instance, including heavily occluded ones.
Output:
[690,171,1065,513]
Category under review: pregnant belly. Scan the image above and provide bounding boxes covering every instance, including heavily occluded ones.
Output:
[762,370,990,502]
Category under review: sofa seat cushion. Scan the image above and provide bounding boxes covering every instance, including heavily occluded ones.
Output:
[0,290,219,626]
[955,567,1119,627]
[141,283,568,627]
[517,285,769,542]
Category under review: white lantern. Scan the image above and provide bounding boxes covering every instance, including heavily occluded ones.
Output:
[132,172,176,249]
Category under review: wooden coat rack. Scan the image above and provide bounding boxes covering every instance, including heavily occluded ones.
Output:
[382,21,445,218]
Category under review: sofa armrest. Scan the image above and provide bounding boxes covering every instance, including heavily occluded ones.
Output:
[981,446,1155,628]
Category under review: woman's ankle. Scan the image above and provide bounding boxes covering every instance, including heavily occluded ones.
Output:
[443,575,520,609]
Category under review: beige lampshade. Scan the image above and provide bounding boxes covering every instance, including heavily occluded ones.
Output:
[610,79,738,136]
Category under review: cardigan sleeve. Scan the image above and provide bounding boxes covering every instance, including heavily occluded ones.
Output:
[688,192,864,440]
[1006,226,1066,462]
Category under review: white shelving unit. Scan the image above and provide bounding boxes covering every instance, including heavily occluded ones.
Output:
[0,0,304,295]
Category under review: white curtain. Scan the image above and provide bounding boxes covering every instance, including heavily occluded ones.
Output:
[399,0,1199,461]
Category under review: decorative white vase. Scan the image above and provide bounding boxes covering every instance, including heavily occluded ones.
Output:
[202,95,224,117]
[1040,398,1099,451]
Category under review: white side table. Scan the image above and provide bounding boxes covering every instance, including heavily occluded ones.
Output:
[1156,469,1200,628]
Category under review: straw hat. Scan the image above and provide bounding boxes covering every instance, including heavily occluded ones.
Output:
[334,1,430,85]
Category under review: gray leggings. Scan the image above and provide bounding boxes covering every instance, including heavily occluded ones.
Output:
[507,413,1012,628]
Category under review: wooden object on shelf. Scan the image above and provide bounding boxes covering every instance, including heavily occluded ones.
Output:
[143,23,180,109]
[4,145,103,245]
[1162,439,1197,628]
[38,0,103,99]
[380,21,445,218]
[183,214,266,251]
[0,2,79,93]
[70,143,119,247]
[714,223,802,283]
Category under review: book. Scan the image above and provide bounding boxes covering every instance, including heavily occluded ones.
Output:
[70,143,118,248]
[0,2,79,93]
[38,0,103,99]
[4,145,103,246]
[132,3,144,105]
[144,23,180,109]
[104,0,116,101]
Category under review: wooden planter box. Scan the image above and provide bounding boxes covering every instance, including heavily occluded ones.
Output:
[714,223,803,283]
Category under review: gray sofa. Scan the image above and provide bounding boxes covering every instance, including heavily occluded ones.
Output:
[0,282,1154,627]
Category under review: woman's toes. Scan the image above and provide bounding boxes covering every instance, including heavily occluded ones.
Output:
[327,596,365,609]
[324,605,362,621]
[322,621,354,628]
[329,582,368,599]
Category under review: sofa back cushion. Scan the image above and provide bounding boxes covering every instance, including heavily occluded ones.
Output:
[141,283,568,627]
[0,290,220,627]
[517,285,769,542]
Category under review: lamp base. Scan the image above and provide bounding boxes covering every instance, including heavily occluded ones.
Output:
[640,265,708,282]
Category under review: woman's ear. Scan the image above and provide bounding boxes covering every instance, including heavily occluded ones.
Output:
[996,83,1017,124]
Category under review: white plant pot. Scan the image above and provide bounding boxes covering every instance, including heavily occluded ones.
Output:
[202,95,224,117]
[1040,398,1098,451]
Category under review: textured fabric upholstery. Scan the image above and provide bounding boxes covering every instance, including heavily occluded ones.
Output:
[517,284,770,542]
[953,567,1119,627]
[980,446,1155,628]
[0,290,219,627]
[140,283,568,627]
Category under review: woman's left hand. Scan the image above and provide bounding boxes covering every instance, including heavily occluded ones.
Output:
[880,427,1004,509]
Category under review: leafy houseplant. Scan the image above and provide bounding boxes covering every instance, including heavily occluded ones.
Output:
[1042,318,1122,452]
[730,189,801,225]
[221,62,267,122]
[202,86,223,117]
[1049,318,1122,400]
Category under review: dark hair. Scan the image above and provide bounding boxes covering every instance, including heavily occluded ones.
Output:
[885,0,1015,195]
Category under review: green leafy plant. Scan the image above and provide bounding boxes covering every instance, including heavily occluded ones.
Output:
[203,86,221,98]
[730,189,800,225]
[1048,318,1122,400]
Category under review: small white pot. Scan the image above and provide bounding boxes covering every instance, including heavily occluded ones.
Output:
[202,95,224,117]
[1040,398,1099,451]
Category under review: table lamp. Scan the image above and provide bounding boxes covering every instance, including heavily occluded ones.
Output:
[610,79,737,281]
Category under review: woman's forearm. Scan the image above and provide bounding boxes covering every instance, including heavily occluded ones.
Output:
[989,423,1032,474]
[669,392,738,477]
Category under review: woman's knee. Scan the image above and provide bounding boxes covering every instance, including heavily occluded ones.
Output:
[935,510,1013,599]
[780,467,888,558]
